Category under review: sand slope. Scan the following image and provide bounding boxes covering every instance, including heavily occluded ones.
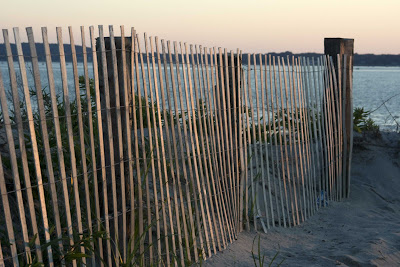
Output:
[205,132,400,267]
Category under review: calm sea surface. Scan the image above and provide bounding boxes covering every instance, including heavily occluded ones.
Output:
[353,66,400,131]
[1,61,399,132]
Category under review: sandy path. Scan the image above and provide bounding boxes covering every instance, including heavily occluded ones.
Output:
[204,132,400,267]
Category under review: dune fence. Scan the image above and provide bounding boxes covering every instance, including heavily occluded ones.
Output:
[0,25,352,266]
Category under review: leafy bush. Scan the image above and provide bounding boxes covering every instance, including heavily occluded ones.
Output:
[353,107,379,133]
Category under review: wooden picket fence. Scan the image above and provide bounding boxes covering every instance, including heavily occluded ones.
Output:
[0,25,352,266]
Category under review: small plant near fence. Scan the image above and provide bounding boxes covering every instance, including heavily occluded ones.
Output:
[353,107,379,133]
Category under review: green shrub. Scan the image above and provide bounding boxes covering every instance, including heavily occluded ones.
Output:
[353,107,379,133]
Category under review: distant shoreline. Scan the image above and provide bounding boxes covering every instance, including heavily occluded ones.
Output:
[1,43,400,66]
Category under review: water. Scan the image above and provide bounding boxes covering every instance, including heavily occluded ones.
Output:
[353,67,400,132]
[1,61,399,132]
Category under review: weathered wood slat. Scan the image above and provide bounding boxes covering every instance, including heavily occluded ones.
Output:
[272,56,290,227]
[237,50,246,232]
[162,39,187,266]
[159,38,181,266]
[120,26,133,263]
[81,26,102,266]
[26,26,58,265]
[281,57,300,225]
[108,25,124,265]
[192,45,221,253]
[142,33,161,264]
[201,47,228,248]
[300,57,317,215]
[182,43,214,258]
[152,36,172,265]
[286,56,305,223]
[14,26,52,264]
[68,26,91,266]
[258,54,274,228]
[41,27,76,266]
[0,71,20,267]
[2,29,38,263]
[135,33,156,264]
[223,49,238,236]
[211,48,234,241]
[251,54,268,232]
[218,49,237,237]
[168,40,195,262]
[90,25,112,266]
[265,55,281,227]
[56,27,86,265]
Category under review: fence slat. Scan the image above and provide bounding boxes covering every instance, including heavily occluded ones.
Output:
[108,25,124,266]
[310,57,324,209]
[219,48,238,236]
[304,58,319,211]
[135,33,156,264]
[120,25,133,263]
[237,50,246,232]
[318,56,329,207]
[202,47,228,248]
[211,48,234,241]
[182,42,214,258]
[323,56,334,202]
[328,57,340,202]
[258,54,274,228]
[176,42,205,260]
[98,25,120,265]
[272,56,291,227]
[91,25,112,267]
[281,57,301,225]
[276,57,295,227]
[169,40,196,262]
[251,54,268,232]
[223,49,238,237]
[286,56,305,223]
[300,57,317,215]
[56,26,87,265]
[195,45,222,253]
[151,36,172,266]
[336,55,343,201]
[154,36,177,265]
[0,72,20,267]
[142,33,161,264]
[42,27,76,266]
[163,39,188,266]
[26,26,59,265]
[15,26,54,263]
[159,38,182,266]
[81,25,102,266]
[2,29,38,263]
[340,54,348,201]
[0,240,4,267]
[265,55,281,227]
[231,50,241,233]
[292,58,306,219]
[68,26,92,266]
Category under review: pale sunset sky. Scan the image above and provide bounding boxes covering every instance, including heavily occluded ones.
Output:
[1,0,399,54]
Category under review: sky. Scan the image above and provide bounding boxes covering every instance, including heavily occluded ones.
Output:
[1,0,399,54]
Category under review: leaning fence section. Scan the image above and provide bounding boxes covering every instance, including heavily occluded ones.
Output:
[0,25,351,266]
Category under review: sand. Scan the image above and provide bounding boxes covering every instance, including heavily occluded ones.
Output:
[205,131,400,267]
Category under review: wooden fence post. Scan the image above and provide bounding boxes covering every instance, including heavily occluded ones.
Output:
[96,36,133,177]
[324,38,354,198]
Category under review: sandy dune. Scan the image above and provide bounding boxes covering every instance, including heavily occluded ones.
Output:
[205,131,400,267]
